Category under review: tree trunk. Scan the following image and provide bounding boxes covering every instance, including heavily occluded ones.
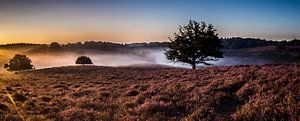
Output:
[192,63,197,79]
[192,63,196,70]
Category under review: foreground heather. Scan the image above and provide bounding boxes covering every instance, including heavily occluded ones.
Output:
[0,64,299,121]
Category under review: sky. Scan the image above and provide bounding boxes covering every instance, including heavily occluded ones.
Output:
[0,0,299,44]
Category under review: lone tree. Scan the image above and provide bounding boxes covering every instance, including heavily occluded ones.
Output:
[165,20,223,70]
[76,56,93,65]
[4,54,34,71]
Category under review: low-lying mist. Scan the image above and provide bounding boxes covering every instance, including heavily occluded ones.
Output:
[0,48,273,71]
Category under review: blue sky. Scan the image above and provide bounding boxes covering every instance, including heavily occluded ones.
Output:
[0,0,299,43]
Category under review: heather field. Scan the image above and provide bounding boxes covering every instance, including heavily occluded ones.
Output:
[0,64,299,121]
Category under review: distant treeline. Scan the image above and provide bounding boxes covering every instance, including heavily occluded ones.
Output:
[62,41,169,50]
[63,41,128,51]
[63,38,299,50]
[0,43,43,49]
[126,42,169,48]
[1,38,300,51]
[221,37,300,49]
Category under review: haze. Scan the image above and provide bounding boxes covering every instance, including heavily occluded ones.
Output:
[0,0,300,44]
[0,47,272,71]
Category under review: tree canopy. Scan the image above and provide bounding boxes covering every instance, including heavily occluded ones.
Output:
[165,20,223,70]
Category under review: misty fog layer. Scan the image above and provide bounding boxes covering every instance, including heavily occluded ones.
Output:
[0,48,273,71]
[25,49,271,69]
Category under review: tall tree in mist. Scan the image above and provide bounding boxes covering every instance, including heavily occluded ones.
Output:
[165,20,223,70]
[5,54,34,71]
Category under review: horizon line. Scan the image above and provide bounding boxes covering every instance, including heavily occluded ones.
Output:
[1,36,298,45]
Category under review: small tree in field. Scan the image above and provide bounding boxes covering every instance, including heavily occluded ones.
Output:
[76,56,93,65]
[165,20,223,70]
[5,54,34,71]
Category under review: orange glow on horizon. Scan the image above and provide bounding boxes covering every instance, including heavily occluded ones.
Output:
[0,30,170,44]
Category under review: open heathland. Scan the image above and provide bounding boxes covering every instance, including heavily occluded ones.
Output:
[0,64,299,121]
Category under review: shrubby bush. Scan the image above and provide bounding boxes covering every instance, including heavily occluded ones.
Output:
[76,56,93,65]
[4,54,34,71]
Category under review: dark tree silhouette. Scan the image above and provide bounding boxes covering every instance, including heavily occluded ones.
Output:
[165,20,223,70]
[50,42,61,50]
[5,54,34,71]
[76,56,93,65]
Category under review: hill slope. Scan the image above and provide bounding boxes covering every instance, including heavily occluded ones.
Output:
[0,65,299,121]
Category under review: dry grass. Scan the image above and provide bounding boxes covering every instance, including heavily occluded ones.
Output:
[0,64,299,121]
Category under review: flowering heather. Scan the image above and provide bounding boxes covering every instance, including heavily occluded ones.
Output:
[0,64,299,121]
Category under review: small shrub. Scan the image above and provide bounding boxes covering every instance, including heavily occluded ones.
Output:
[5,54,34,71]
[75,56,93,65]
